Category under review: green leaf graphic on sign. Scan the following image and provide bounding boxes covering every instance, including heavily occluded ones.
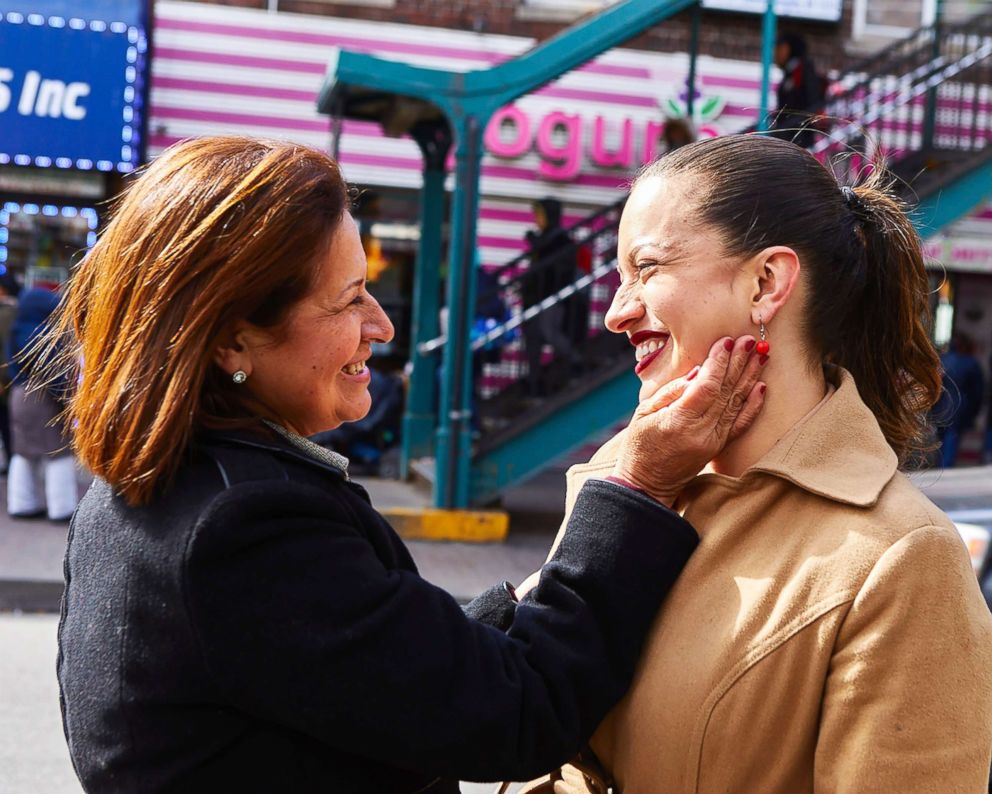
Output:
[665,98,686,118]
[698,96,726,122]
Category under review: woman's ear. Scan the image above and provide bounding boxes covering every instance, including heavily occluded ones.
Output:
[748,246,801,325]
[212,320,258,378]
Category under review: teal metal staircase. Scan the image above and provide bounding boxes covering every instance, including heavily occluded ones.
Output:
[450,12,992,506]
[808,10,992,234]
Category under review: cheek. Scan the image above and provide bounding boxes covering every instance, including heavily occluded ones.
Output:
[647,282,738,359]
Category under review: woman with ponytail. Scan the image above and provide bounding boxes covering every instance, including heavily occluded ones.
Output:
[522,134,992,792]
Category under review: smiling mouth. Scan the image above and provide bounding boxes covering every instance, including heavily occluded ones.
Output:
[341,360,367,376]
[630,331,670,375]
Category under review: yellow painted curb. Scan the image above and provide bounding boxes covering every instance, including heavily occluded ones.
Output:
[381,507,509,543]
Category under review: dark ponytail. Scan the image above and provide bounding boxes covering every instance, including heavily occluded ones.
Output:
[834,174,941,464]
[637,134,941,464]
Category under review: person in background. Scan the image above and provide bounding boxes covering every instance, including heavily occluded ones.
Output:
[934,331,985,467]
[522,197,580,396]
[6,286,77,520]
[769,32,824,149]
[986,333,992,464]
[662,117,696,153]
[0,273,21,470]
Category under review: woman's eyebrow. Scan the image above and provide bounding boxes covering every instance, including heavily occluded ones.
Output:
[336,277,364,297]
[626,241,683,267]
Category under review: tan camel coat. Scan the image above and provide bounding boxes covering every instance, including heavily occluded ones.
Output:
[538,369,992,793]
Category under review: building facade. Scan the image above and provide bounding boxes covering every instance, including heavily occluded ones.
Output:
[2,0,990,459]
[0,0,151,288]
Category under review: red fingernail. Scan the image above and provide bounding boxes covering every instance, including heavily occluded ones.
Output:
[759,354,769,365]
[686,366,700,381]
[744,339,756,352]
[723,338,734,352]
[760,384,767,395]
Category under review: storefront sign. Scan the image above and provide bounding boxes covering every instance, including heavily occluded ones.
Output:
[485,88,727,182]
[0,10,147,171]
[702,0,843,22]
[926,235,992,274]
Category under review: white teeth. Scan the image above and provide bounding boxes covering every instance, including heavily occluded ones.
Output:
[635,337,667,362]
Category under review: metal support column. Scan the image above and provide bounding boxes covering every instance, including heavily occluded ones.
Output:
[757,0,778,132]
[922,0,945,151]
[318,0,707,508]
[401,120,453,477]
[435,115,485,508]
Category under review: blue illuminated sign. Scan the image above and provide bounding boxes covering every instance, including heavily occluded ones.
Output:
[0,10,147,172]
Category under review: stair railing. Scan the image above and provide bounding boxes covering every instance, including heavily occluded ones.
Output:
[442,10,992,458]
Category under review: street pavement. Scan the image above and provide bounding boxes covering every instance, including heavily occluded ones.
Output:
[2,463,990,793]
[0,466,569,611]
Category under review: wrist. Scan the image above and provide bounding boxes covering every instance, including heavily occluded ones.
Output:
[604,474,675,508]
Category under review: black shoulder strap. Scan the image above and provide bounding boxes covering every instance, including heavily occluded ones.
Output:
[207,443,289,489]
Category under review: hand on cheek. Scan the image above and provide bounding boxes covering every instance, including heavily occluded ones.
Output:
[638,345,703,403]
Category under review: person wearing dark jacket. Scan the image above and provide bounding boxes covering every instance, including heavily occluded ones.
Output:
[6,286,78,520]
[522,197,583,396]
[933,331,986,467]
[48,137,766,793]
[769,32,824,149]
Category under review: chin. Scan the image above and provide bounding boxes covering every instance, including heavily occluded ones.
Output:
[338,397,372,426]
[636,359,694,402]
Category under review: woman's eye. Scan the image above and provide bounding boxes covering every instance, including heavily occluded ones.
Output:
[636,261,660,277]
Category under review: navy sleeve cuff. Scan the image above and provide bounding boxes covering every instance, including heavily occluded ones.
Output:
[463,581,518,630]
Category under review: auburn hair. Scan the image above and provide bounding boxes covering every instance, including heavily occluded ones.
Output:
[636,134,942,465]
[39,136,349,506]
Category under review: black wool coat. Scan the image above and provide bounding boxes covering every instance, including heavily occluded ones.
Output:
[57,430,698,793]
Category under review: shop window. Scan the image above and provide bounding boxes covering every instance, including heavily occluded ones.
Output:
[0,202,97,290]
[853,0,981,39]
[352,188,448,367]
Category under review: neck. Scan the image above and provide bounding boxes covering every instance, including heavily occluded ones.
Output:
[710,355,827,477]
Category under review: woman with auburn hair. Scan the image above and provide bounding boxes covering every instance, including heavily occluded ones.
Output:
[51,135,770,793]
[516,134,992,793]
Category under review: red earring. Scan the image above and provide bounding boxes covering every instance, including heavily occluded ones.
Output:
[755,318,770,356]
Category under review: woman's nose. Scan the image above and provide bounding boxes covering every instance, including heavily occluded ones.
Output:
[367,294,395,344]
[605,284,643,334]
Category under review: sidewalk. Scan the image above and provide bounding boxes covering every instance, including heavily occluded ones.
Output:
[0,466,570,612]
[4,463,992,612]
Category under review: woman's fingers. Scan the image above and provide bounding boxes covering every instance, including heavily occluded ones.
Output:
[706,336,764,439]
[673,337,735,417]
[633,369,694,418]
[678,336,756,421]
[728,380,766,442]
[610,333,768,505]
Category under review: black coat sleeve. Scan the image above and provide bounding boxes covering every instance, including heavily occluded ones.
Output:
[464,582,517,631]
[183,478,697,782]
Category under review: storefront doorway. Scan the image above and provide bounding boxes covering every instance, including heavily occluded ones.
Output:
[353,186,450,368]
